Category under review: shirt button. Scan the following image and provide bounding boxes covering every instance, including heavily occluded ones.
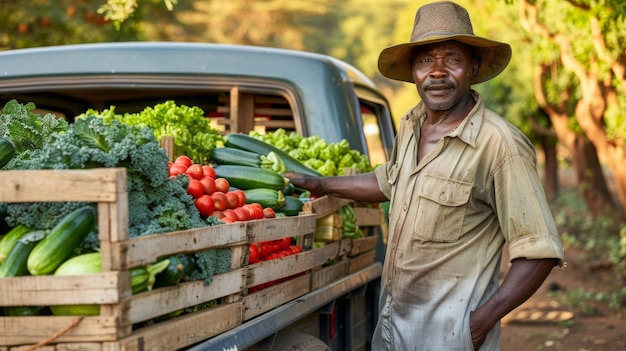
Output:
[402,204,408,211]
[439,193,448,202]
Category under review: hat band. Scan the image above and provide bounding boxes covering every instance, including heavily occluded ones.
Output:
[415,30,469,40]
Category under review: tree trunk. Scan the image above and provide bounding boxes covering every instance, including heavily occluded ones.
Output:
[570,136,615,217]
[540,136,558,200]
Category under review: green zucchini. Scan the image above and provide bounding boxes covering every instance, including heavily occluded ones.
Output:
[179,253,196,281]
[27,206,96,276]
[51,252,170,315]
[154,255,186,288]
[0,225,33,264]
[4,306,47,316]
[0,230,45,277]
[130,258,171,293]
[0,138,16,168]
[281,182,295,196]
[277,196,304,216]
[210,147,267,168]
[243,188,285,210]
[224,133,323,177]
[214,164,287,191]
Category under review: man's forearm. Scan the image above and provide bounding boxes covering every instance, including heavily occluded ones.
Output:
[472,259,557,327]
[286,172,388,203]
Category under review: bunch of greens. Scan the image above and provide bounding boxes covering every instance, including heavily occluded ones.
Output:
[0,99,68,166]
[249,129,373,176]
[84,100,222,165]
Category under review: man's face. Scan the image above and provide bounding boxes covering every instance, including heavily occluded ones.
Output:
[411,41,478,111]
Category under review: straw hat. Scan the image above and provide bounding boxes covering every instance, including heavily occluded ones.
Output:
[378,1,511,84]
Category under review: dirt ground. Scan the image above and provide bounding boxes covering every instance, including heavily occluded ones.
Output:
[499,246,626,351]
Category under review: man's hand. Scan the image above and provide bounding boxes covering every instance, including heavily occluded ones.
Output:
[469,258,558,350]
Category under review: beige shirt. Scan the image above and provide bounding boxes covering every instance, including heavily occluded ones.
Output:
[371,92,564,351]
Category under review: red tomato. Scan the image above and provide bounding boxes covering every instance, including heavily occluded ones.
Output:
[225,192,240,209]
[232,189,247,207]
[252,242,263,259]
[280,237,291,250]
[234,207,249,221]
[187,179,205,198]
[169,163,188,177]
[289,245,303,254]
[242,205,256,219]
[249,244,259,264]
[202,165,216,179]
[200,176,217,195]
[214,178,230,193]
[210,210,225,219]
[223,209,239,221]
[174,155,193,167]
[221,216,236,224]
[194,195,215,216]
[186,164,204,180]
[263,207,276,219]
[211,192,229,211]
[252,206,265,219]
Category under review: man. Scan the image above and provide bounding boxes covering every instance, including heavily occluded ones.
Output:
[287,1,565,350]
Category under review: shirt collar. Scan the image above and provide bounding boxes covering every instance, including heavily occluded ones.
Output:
[406,90,484,148]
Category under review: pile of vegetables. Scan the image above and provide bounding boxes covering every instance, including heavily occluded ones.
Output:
[209,133,309,217]
[249,128,373,176]
[83,100,222,165]
[0,99,231,289]
[168,154,280,222]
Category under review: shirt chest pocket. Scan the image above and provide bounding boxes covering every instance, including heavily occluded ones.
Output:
[413,175,472,242]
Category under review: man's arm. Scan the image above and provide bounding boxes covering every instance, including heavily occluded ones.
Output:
[469,257,558,350]
[285,172,388,203]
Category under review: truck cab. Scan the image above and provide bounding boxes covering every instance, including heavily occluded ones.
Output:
[0,42,396,350]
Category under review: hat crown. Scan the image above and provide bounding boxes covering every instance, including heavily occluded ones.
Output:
[411,1,474,41]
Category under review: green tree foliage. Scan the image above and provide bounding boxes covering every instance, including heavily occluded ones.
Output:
[0,0,142,50]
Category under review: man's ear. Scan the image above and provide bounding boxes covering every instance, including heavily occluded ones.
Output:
[472,58,480,78]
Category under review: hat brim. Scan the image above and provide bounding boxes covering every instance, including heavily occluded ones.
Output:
[378,35,512,84]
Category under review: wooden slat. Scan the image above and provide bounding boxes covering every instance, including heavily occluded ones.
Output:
[112,302,244,351]
[246,214,316,243]
[348,251,376,274]
[302,196,352,218]
[354,207,382,227]
[311,261,349,290]
[243,274,310,321]
[0,168,125,203]
[349,235,379,257]
[0,272,121,306]
[125,269,246,324]
[0,316,119,345]
[247,241,339,287]
[118,223,247,268]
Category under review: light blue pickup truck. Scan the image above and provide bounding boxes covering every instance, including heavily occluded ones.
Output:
[0,42,396,351]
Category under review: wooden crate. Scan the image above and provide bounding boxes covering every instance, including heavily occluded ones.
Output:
[0,168,319,351]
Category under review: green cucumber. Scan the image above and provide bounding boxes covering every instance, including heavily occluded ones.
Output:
[214,164,287,191]
[224,133,322,177]
[277,196,305,216]
[243,188,286,210]
[51,252,170,315]
[0,230,45,277]
[0,225,33,264]
[27,206,96,276]
[0,138,16,168]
